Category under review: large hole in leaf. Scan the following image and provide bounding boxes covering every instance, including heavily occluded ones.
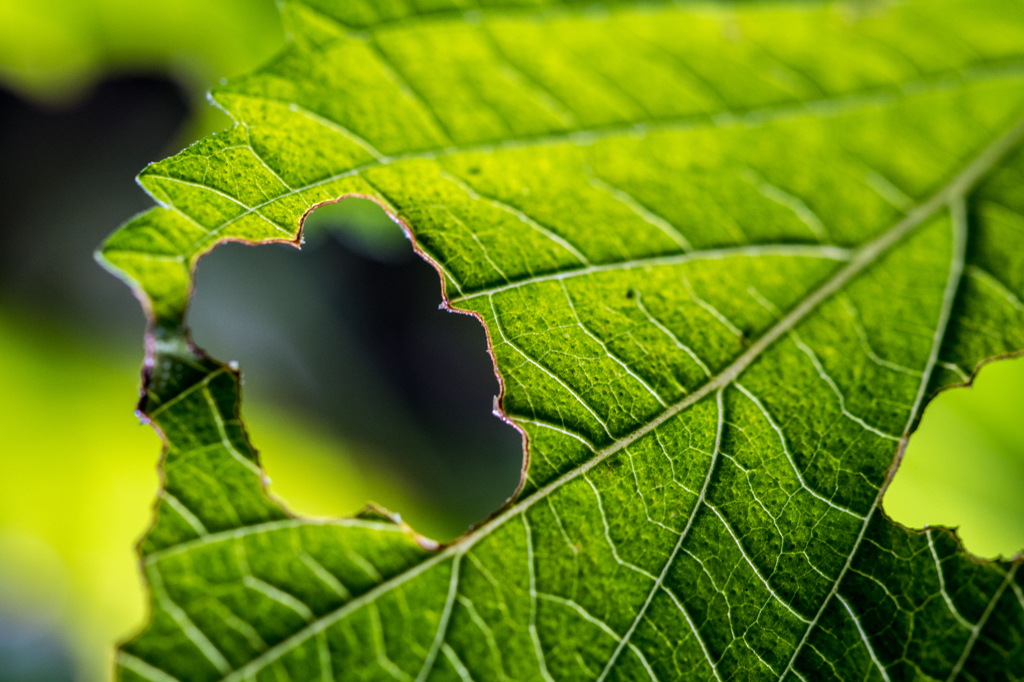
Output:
[188,198,523,539]
[885,356,1024,559]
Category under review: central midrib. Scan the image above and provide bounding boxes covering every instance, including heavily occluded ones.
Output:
[212,100,1024,682]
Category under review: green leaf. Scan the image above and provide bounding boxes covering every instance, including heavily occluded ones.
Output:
[98,0,1024,679]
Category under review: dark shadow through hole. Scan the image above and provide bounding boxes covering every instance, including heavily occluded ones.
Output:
[0,75,189,347]
[188,198,524,537]
[885,356,1024,559]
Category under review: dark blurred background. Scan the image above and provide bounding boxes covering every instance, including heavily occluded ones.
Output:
[0,1,1021,681]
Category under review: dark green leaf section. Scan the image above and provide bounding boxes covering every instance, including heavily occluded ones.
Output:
[99,1,1024,680]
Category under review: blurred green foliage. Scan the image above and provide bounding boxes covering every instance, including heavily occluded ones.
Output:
[0,310,155,682]
[0,0,283,136]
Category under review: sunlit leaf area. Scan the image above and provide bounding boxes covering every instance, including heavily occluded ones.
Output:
[1,0,1024,680]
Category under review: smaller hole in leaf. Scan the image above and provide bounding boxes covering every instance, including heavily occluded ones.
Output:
[885,356,1024,559]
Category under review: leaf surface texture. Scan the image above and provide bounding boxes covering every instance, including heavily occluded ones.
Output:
[99,1,1024,679]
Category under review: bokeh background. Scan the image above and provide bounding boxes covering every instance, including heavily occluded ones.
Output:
[0,2,1021,681]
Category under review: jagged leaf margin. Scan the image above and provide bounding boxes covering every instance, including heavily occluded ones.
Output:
[98,1,1024,680]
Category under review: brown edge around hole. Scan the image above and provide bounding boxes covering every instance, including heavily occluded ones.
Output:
[95,191,534,582]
